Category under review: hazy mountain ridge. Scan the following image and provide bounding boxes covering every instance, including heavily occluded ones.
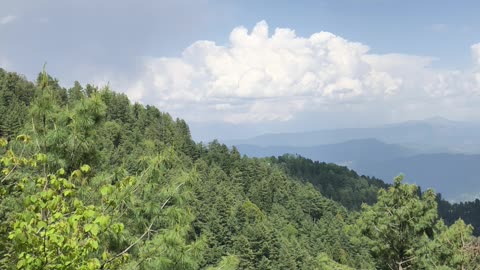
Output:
[235,138,416,166]
[362,153,480,201]
[230,118,480,201]
[228,117,480,154]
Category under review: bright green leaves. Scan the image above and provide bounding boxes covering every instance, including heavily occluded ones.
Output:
[100,185,111,196]
[3,158,126,269]
[81,164,91,173]
[57,168,65,175]
[83,208,96,219]
[0,137,38,178]
[111,222,124,234]
[95,215,110,228]
[70,164,91,180]
[34,152,46,163]
[88,238,99,249]
[82,214,112,238]
[0,134,131,269]
[84,223,100,236]
[86,258,101,270]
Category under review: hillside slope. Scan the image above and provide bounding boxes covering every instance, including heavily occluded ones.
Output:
[234,139,480,201]
[236,138,414,168]
[0,68,478,269]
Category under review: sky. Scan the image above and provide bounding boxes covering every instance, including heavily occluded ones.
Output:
[2,0,480,141]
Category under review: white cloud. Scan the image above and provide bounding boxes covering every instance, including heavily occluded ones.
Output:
[471,43,480,66]
[118,21,480,124]
[0,15,16,25]
[423,44,480,98]
[224,98,306,123]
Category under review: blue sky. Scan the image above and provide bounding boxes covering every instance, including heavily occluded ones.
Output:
[213,0,480,68]
[2,0,480,141]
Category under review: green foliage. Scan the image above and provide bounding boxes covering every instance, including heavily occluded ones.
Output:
[422,219,480,269]
[1,67,478,270]
[0,68,35,139]
[313,253,354,270]
[0,138,125,269]
[205,255,240,270]
[438,197,480,236]
[274,154,480,236]
[269,154,388,210]
[355,175,478,269]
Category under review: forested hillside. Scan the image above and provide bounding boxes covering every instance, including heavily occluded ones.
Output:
[269,154,480,236]
[0,67,479,269]
[234,140,480,201]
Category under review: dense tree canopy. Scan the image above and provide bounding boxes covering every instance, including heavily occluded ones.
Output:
[0,67,478,269]
[270,154,480,236]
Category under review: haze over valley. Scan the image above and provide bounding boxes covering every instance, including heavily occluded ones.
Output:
[229,117,480,201]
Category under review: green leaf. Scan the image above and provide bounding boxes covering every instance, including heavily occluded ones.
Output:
[100,186,111,196]
[37,221,47,229]
[84,209,95,218]
[16,259,25,268]
[90,224,100,236]
[80,164,91,173]
[63,190,73,197]
[94,216,109,227]
[90,239,99,249]
[84,224,93,233]
[57,168,66,175]
[71,170,82,178]
[112,223,124,233]
[36,153,47,162]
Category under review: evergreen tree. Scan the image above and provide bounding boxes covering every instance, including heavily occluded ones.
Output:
[355,175,477,269]
[1,67,478,269]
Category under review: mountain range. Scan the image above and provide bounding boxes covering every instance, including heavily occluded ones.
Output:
[227,117,480,201]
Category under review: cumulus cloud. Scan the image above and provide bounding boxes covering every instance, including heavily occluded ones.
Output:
[423,44,480,98]
[471,43,480,66]
[0,15,16,25]
[119,21,480,124]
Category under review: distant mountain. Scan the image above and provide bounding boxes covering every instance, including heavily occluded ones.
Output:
[234,137,480,201]
[227,117,480,154]
[236,138,416,167]
[361,153,480,202]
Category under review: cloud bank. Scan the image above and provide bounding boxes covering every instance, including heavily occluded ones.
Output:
[118,21,480,124]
